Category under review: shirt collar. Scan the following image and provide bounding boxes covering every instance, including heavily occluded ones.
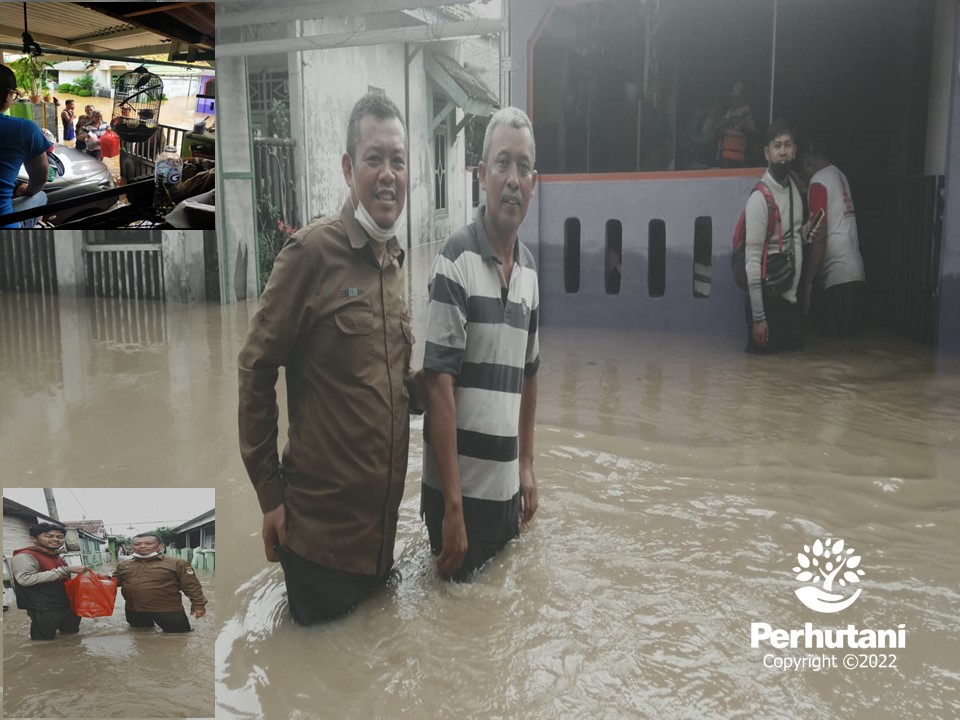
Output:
[475,204,524,267]
[340,199,404,267]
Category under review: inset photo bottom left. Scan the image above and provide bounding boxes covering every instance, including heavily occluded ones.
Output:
[2,487,214,719]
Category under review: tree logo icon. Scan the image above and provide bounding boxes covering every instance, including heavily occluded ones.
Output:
[793,538,865,614]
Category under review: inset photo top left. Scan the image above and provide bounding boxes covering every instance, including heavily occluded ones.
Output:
[0,2,215,231]
[2,486,215,719]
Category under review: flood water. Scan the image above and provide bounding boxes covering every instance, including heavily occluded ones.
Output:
[1,240,959,718]
[2,562,215,718]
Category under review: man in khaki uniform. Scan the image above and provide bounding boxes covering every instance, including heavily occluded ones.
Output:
[113,533,207,633]
[239,91,420,625]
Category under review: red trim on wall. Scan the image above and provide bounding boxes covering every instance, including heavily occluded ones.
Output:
[540,168,765,183]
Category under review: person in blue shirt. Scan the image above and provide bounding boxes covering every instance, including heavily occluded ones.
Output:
[0,64,49,229]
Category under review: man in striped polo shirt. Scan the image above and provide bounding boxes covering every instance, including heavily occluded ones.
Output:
[422,107,541,581]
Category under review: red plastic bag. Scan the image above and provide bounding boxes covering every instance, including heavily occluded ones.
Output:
[64,571,118,618]
[100,128,120,159]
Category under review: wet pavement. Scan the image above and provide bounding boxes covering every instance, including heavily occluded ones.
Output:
[1,244,959,718]
[2,562,215,718]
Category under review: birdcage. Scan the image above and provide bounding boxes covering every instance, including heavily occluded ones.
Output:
[110,65,164,142]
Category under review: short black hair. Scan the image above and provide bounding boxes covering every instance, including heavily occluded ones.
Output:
[0,64,16,93]
[346,91,405,162]
[132,533,162,543]
[765,118,797,146]
[29,523,67,537]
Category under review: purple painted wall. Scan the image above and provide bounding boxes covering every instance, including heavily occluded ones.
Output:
[534,175,762,334]
[197,75,216,115]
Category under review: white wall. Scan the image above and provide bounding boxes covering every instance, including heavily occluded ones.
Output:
[926,0,957,175]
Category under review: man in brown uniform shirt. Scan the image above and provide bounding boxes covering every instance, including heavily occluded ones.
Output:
[113,533,207,633]
[238,92,418,625]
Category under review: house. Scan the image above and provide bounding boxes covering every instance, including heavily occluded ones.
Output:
[169,509,215,571]
[62,520,108,566]
[52,60,208,101]
[215,1,504,300]
[215,0,960,353]
[171,508,215,550]
[506,0,960,350]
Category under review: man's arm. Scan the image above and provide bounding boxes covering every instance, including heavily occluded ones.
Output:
[238,235,315,562]
[177,561,208,617]
[10,554,74,586]
[426,370,468,576]
[15,152,48,197]
[518,372,539,524]
[744,190,770,345]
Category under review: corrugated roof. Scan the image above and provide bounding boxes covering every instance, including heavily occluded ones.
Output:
[63,520,107,536]
[0,2,214,61]
[436,4,478,23]
[433,52,498,106]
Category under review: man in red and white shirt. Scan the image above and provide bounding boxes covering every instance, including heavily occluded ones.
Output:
[800,142,866,337]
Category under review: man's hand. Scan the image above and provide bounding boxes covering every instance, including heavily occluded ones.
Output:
[436,506,468,576]
[66,566,88,574]
[262,503,287,562]
[752,320,769,348]
[520,462,538,525]
[190,607,206,619]
[408,368,426,414]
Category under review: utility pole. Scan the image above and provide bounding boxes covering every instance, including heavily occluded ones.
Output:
[42,488,60,521]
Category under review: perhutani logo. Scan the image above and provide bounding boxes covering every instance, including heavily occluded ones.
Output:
[793,538,865,613]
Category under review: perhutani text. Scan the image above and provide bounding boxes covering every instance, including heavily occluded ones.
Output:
[751,623,906,649]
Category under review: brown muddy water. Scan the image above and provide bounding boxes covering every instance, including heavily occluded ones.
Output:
[2,562,215,718]
[1,243,959,719]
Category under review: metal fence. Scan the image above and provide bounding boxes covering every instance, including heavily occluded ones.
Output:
[254,136,298,227]
[83,243,164,300]
[254,136,299,291]
[0,231,58,294]
[857,175,945,345]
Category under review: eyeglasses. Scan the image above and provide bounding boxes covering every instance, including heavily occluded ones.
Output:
[6,88,23,101]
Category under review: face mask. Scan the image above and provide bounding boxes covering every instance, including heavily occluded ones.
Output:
[769,161,792,184]
[132,550,160,559]
[349,159,403,244]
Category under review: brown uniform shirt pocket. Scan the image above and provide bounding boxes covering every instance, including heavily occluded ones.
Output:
[333,304,375,380]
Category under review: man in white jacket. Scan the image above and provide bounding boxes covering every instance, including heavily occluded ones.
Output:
[744,119,807,354]
[799,141,866,337]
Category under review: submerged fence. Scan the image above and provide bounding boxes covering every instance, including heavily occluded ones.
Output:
[0,231,58,294]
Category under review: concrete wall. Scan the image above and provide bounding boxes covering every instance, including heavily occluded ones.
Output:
[538,174,751,335]
[216,55,259,302]
[926,0,957,175]
[161,231,205,303]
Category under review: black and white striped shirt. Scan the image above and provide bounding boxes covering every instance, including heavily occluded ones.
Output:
[422,206,540,501]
